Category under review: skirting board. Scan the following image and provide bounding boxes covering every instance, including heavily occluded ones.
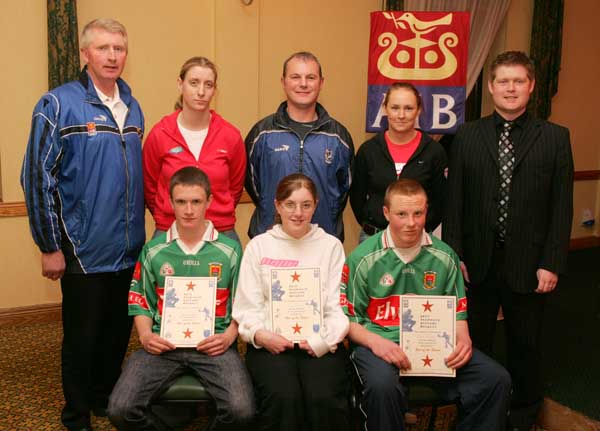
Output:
[0,302,61,327]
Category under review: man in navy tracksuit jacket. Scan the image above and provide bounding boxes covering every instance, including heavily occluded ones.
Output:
[20,19,144,431]
[245,51,354,241]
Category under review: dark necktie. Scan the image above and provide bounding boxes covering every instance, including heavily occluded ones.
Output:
[497,121,514,240]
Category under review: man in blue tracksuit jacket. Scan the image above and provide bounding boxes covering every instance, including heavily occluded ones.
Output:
[245,51,354,241]
[20,19,144,431]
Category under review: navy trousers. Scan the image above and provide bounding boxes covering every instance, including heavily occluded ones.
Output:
[351,346,511,431]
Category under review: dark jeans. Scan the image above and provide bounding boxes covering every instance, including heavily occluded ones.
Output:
[467,246,547,430]
[246,344,350,431]
[60,268,134,430]
[351,346,511,431]
[108,346,254,431]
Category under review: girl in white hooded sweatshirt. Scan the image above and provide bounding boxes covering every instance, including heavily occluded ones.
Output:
[233,173,350,431]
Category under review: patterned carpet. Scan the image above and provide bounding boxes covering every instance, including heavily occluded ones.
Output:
[0,321,453,431]
[0,322,207,431]
[4,252,599,431]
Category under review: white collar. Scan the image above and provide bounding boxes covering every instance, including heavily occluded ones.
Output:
[383,228,432,264]
[94,82,120,103]
[166,220,218,255]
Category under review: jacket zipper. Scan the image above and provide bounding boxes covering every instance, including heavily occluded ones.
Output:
[275,118,331,173]
[93,98,132,256]
[120,109,131,256]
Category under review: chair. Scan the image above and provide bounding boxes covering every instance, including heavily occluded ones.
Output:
[157,374,216,430]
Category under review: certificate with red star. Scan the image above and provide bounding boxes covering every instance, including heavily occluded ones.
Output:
[160,276,217,347]
[270,268,322,342]
[399,295,456,377]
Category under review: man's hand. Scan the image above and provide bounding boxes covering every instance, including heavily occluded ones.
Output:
[298,340,316,357]
[254,329,294,355]
[460,261,470,284]
[535,268,558,293]
[445,320,472,369]
[140,332,176,355]
[369,334,411,370]
[197,333,235,356]
[42,250,66,280]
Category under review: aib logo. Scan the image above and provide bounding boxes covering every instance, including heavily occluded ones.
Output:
[377,12,459,81]
[366,11,470,134]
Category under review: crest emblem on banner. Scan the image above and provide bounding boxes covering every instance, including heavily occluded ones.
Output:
[366,11,470,133]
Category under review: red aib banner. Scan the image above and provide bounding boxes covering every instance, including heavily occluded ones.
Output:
[366,11,470,133]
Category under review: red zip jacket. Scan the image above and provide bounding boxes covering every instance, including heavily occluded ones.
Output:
[143,110,246,231]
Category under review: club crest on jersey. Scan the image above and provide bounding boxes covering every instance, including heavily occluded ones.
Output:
[324,149,333,164]
[209,263,223,281]
[160,262,175,276]
[86,122,97,136]
[380,273,394,286]
[423,271,437,290]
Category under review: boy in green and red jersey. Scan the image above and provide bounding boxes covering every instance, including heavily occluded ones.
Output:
[342,178,510,431]
[108,167,254,430]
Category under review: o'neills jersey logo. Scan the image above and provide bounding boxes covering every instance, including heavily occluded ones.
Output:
[160,262,175,276]
[367,295,400,327]
[423,271,437,290]
[209,262,223,281]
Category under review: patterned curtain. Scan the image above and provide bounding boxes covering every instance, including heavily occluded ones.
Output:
[47,0,79,89]
[386,0,404,10]
[528,0,564,119]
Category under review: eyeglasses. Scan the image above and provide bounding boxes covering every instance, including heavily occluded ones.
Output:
[281,200,315,212]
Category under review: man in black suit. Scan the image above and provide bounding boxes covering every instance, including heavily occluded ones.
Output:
[443,51,573,431]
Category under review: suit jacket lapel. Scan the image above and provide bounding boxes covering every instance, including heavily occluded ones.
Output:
[514,116,541,168]
[480,116,499,166]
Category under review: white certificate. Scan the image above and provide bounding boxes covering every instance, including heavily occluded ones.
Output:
[270,268,322,342]
[160,276,217,347]
[400,295,456,377]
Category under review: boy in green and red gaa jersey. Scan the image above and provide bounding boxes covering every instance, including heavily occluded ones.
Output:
[342,178,510,431]
[108,167,254,430]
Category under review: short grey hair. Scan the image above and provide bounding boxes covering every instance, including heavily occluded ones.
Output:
[80,18,128,51]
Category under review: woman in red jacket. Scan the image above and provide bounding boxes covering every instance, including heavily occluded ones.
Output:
[143,56,246,241]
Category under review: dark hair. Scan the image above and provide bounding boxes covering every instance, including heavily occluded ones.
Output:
[169,166,211,198]
[383,178,427,208]
[383,82,422,109]
[282,51,323,78]
[174,56,218,110]
[273,173,318,224]
[490,51,535,81]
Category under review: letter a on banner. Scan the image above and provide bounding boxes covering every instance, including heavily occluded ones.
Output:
[366,11,470,134]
